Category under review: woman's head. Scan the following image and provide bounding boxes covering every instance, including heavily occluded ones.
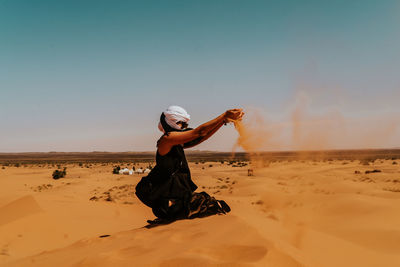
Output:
[158,106,191,133]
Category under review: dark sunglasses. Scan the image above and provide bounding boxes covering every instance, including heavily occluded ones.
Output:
[177,121,188,129]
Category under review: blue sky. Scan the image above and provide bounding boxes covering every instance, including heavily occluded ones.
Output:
[1,0,399,152]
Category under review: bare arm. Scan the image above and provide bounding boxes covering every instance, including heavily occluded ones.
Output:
[183,120,224,149]
[158,109,243,155]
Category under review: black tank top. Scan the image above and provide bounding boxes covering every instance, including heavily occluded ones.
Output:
[151,143,197,192]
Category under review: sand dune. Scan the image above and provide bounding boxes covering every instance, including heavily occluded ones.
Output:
[1,159,400,266]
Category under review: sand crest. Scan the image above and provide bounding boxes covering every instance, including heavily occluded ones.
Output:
[0,195,42,226]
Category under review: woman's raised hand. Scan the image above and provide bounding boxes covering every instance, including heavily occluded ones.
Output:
[225,109,244,122]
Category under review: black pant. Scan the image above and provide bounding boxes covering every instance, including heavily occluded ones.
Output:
[152,191,227,220]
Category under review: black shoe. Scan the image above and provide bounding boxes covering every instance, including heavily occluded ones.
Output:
[217,200,231,214]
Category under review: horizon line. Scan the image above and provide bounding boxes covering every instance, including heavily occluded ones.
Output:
[1,147,400,154]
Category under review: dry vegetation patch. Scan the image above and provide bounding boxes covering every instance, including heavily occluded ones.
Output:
[89,184,136,204]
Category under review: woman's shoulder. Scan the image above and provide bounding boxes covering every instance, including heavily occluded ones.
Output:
[156,133,169,147]
[157,133,186,156]
[157,144,183,158]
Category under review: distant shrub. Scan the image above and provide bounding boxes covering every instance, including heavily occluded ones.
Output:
[360,159,371,166]
[15,163,20,167]
[112,166,121,174]
[365,169,381,174]
[53,167,67,180]
[78,162,83,167]
[232,161,248,167]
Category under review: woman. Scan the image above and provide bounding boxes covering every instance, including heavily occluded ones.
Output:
[136,106,244,223]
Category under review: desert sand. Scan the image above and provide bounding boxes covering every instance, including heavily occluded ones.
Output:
[1,158,400,267]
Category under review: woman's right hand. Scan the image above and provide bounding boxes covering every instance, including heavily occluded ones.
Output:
[225,109,244,122]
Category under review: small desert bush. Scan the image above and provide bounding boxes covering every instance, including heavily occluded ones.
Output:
[112,166,121,174]
[53,167,67,180]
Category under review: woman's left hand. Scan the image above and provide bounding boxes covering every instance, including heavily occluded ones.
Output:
[225,109,244,122]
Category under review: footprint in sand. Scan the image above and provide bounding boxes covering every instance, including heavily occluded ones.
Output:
[0,244,9,256]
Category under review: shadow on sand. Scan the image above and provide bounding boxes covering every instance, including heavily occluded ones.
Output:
[143,218,177,229]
